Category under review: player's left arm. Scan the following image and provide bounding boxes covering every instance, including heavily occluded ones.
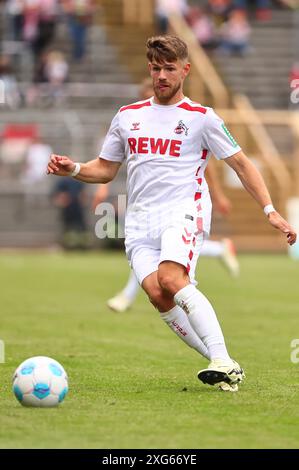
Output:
[225,150,297,245]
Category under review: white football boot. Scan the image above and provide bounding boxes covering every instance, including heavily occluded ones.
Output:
[218,382,239,392]
[197,358,245,390]
[107,292,133,312]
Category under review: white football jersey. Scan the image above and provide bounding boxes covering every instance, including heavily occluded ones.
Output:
[100,96,241,230]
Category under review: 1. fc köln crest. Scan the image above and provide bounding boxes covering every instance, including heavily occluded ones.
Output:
[174,120,189,136]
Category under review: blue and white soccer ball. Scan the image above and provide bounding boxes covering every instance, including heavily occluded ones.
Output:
[12,356,68,407]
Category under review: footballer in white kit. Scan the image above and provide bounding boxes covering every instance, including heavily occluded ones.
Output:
[100,96,241,286]
[47,35,296,392]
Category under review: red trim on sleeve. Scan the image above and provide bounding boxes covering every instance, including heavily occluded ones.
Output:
[177,102,207,114]
[120,100,151,112]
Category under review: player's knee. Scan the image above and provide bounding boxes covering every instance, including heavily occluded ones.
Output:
[147,285,161,305]
[147,286,171,312]
[157,271,174,294]
[158,262,189,295]
[157,270,187,296]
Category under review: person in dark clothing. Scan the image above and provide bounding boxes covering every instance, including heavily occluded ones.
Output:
[52,177,88,249]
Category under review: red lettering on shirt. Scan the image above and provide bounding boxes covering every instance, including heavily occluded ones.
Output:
[138,137,149,154]
[149,138,170,155]
[128,138,137,154]
[169,140,182,157]
[128,137,182,157]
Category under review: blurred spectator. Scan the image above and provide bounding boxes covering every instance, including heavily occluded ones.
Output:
[45,51,68,82]
[33,49,50,84]
[44,50,68,103]
[23,0,40,56]
[52,177,88,250]
[22,136,53,184]
[289,61,299,86]
[207,0,233,27]
[0,55,22,109]
[34,0,58,58]
[289,61,299,110]
[23,0,58,63]
[26,50,49,105]
[0,124,38,179]
[62,0,94,61]
[27,50,68,106]
[219,9,251,55]
[186,6,218,50]
[4,0,24,41]
[155,0,189,34]
[233,0,272,21]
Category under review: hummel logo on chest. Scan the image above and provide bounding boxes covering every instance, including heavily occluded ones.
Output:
[130,122,140,131]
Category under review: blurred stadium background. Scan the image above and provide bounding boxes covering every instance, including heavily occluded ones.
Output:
[1,0,299,450]
[0,0,299,253]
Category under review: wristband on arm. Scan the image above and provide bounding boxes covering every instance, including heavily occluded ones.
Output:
[263,204,276,216]
[70,163,81,177]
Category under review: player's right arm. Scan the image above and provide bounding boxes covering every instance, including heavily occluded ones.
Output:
[47,111,125,183]
[47,155,121,184]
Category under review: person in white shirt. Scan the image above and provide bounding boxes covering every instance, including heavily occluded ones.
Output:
[155,0,189,34]
[22,136,53,184]
[47,35,297,392]
[93,77,239,314]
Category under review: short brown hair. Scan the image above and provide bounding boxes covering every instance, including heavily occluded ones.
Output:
[146,35,188,63]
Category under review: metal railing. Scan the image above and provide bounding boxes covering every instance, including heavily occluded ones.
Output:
[233,95,292,199]
[122,0,154,25]
[280,0,299,8]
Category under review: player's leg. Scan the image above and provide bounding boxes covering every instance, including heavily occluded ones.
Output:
[107,269,139,312]
[128,239,210,359]
[201,239,239,277]
[200,239,223,257]
[220,238,239,277]
[141,271,210,360]
[158,226,244,389]
[158,260,244,389]
[158,259,231,361]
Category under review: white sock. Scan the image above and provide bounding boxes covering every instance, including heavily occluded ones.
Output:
[122,270,139,301]
[160,306,210,360]
[174,284,230,362]
[201,240,223,257]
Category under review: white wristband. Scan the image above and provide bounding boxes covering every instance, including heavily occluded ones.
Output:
[263,204,275,216]
[70,162,81,177]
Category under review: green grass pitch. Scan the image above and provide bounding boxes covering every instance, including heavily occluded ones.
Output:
[0,251,299,449]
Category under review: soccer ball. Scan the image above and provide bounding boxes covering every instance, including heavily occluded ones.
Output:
[12,356,68,407]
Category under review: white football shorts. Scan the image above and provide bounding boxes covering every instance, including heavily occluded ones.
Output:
[125,197,211,285]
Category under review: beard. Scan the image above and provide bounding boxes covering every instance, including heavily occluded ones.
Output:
[153,81,181,104]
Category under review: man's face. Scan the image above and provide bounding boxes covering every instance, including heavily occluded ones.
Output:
[148,59,190,104]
